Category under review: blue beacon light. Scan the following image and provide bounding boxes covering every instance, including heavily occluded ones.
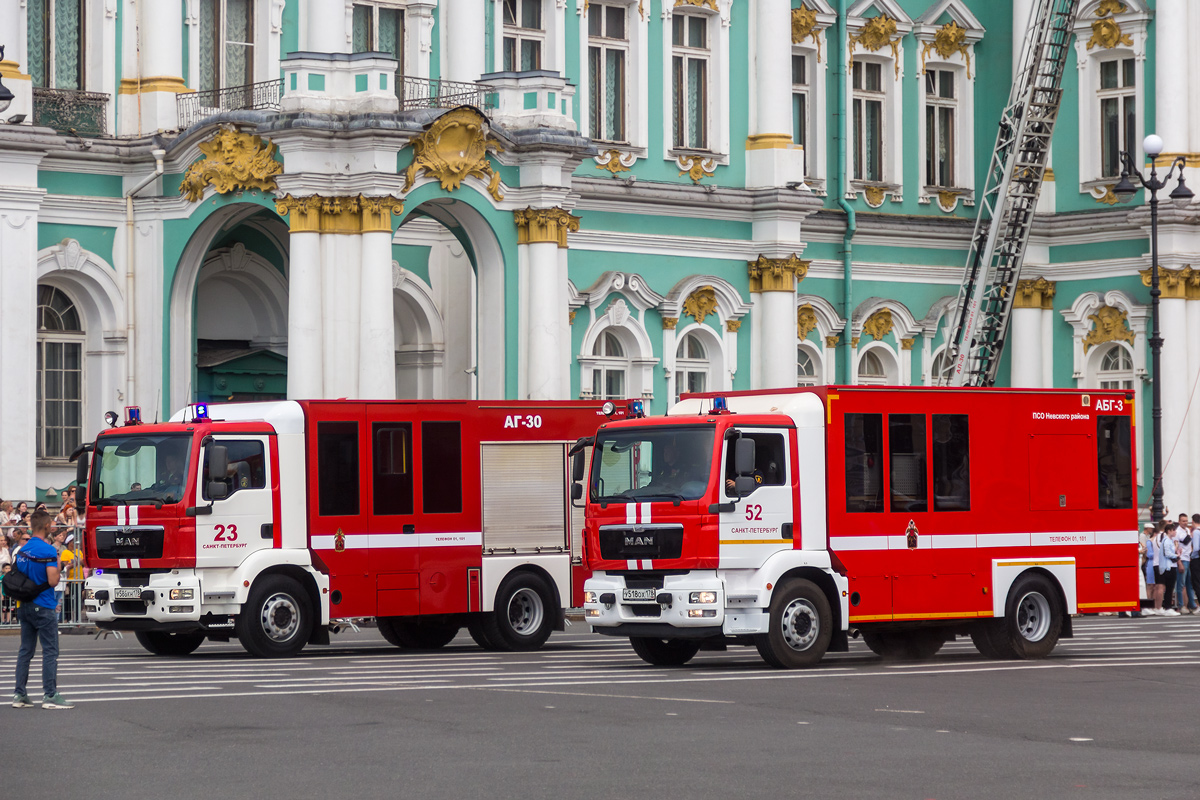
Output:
[193,403,210,421]
[711,396,729,413]
[626,399,646,418]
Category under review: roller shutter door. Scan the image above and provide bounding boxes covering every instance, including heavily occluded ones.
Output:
[481,443,567,553]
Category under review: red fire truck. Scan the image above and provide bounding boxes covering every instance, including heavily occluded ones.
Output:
[576,387,1138,668]
[77,399,619,657]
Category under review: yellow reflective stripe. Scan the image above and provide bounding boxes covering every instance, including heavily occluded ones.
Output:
[720,539,789,545]
[996,559,1074,567]
[1077,601,1137,609]
[890,611,992,620]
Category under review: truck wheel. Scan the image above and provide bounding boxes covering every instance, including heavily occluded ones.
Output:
[969,622,1014,660]
[629,637,702,666]
[481,572,556,651]
[377,618,459,649]
[135,630,206,656]
[1002,573,1063,659]
[467,620,501,650]
[236,575,312,658]
[860,629,944,661]
[755,578,832,669]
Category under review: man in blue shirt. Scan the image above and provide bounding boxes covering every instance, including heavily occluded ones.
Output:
[12,510,73,709]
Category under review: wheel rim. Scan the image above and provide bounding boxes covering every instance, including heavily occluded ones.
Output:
[1015,591,1051,642]
[507,587,544,636]
[260,592,300,643]
[780,598,820,652]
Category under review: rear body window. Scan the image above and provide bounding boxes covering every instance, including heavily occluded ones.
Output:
[889,414,927,512]
[845,413,884,513]
[931,414,970,511]
[373,422,413,516]
[318,421,359,516]
[422,421,463,514]
[1097,414,1133,509]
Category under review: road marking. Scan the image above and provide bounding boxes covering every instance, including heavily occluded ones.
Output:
[474,688,735,704]
[876,708,925,714]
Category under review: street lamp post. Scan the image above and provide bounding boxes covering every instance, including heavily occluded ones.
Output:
[1114,134,1193,525]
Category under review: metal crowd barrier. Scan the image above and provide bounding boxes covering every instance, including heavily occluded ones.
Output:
[1,523,90,630]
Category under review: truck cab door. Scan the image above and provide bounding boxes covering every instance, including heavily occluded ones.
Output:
[718,429,795,569]
[367,407,421,617]
[195,435,275,569]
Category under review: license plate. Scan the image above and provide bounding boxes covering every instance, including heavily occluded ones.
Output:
[113,587,143,600]
[622,587,657,601]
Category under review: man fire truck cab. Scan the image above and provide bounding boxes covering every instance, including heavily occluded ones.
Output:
[76,399,618,658]
[575,387,1138,668]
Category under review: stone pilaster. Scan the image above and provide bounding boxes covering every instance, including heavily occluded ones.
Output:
[515,208,581,400]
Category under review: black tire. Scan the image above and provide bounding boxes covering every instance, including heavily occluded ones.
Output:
[754,578,832,668]
[481,572,556,651]
[860,629,945,661]
[377,618,459,649]
[970,620,1017,659]
[236,575,312,658]
[1001,573,1063,659]
[134,630,206,656]
[629,637,703,666]
[467,619,501,650]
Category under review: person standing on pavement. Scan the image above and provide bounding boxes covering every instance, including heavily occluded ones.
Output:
[1158,524,1180,616]
[1192,514,1200,608]
[11,510,73,710]
[1176,517,1195,613]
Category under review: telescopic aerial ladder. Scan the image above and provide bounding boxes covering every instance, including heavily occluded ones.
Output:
[940,0,1079,386]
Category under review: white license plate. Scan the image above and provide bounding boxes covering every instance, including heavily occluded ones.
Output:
[112,587,143,600]
[622,587,657,601]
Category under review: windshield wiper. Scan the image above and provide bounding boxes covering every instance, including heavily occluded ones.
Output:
[91,498,125,507]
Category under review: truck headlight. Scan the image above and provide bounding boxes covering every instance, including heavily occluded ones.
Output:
[689,591,717,604]
[583,591,598,604]
[688,609,717,618]
[83,588,95,600]
[169,589,194,600]
[585,608,601,617]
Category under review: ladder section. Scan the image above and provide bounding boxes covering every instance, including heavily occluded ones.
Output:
[942,0,1079,387]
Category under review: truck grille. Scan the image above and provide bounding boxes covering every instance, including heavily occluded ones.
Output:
[95,526,165,560]
[116,570,170,587]
[598,525,684,561]
[112,601,147,615]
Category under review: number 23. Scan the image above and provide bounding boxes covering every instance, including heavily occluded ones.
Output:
[214,524,238,542]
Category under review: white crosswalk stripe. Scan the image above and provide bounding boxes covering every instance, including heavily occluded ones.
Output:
[3,617,1199,704]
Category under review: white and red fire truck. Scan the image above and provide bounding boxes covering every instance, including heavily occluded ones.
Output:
[576,387,1138,668]
[78,399,619,657]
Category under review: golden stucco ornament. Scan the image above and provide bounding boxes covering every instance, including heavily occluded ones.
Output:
[922,20,972,78]
[862,308,894,341]
[797,303,818,340]
[792,6,822,62]
[674,0,719,10]
[850,15,902,77]
[677,153,717,184]
[1083,306,1136,352]
[180,128,283,203]
[683,286,719,325]
[402,107,505,202]
[1087,18,1133,50]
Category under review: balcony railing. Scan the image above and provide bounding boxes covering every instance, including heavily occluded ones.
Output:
[32,87,108,137]
[400,75,493,111]
[177,79,283,130]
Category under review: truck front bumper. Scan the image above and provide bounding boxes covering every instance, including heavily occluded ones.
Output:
[85,571,226,631]
[584,572,746,636]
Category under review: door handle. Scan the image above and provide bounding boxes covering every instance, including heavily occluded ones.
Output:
[260,523,273,540]
[403,524,416,534]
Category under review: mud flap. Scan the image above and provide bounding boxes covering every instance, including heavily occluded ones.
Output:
[829,628,850,653]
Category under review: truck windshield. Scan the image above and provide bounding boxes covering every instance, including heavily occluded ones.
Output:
[89,434,193,506]
[590,426,715,503]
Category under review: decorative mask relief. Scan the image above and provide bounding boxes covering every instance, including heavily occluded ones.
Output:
[402,107,505,202]
[180,128,283,202]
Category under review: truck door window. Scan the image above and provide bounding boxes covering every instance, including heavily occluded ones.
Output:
[317,421,360,516]
[845,413,884,512]
[931,414,970,511]
[888,414,927,512]
[373,422,414,515]
[203,440,266,501]
[422,421,463,514]
[1097,414,1133,509]
[724,432,786,495]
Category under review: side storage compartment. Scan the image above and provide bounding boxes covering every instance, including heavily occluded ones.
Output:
[481,443,568,553]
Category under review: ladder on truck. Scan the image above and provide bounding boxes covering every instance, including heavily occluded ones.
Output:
[940,0,1079,387]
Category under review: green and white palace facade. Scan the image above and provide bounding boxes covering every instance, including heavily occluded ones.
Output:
[1,0,1199,514]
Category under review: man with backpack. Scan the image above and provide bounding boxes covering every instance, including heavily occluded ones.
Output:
[9,510,73,709]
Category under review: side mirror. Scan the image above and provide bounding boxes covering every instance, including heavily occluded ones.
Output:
[207,445,228,482]
[735,437,756,476]
[734,475,757,496]
[75,453,90,491]
[571,450,586,482]
[207,481,229,500]
[571,483,583,501]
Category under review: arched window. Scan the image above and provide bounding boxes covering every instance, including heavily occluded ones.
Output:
[930,349,947,385]
[797,347,818,387]
[592,330,628,400]
[858,349,887,386]
[675,331,709,402]
[1098,345,1134,390]
[37,285,85,460]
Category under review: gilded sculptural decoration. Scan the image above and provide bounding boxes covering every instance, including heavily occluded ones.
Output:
[900,338,915,351]
[402,107,505,202]
[273,194,403,234]
[849,15,902,78]
[862,308,894,341]
[595,149,635,174]
[1092,185,1122,205]
[180,128,283,203]
[1014,277,1056,309]
[683,286,719,325]
[936,190,961,213]
[1096,0,1127,17]
[797,303,818,341]
[850,336,861,348]
[825,335,840,348]
[677,154,717,184]
[748,254,809,292]
[726,320,741,332]
[1140,266,1195,300]
[513,207,582,248]
[862,185,887,207]
[1087,18,1132,50]
[792,7,822,62]
[674,0,719,10]
[662,317,679,331]
[921,20,972,78]
[1082,306,1136,352]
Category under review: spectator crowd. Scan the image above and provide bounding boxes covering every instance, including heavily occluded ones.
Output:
[1,487,85,625]
[1140,512,1200,616]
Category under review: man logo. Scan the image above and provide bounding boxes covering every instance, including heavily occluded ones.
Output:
[624,535,655,547]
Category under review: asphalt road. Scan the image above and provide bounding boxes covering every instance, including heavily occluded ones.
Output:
[3,616,1198,800]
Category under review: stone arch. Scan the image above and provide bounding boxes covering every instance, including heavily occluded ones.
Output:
[670,321,728,403]
[37,241,128,443]
[853,297,920,385]
[660,275,749,398]
[393,262,448,399]
[578,294,658,405]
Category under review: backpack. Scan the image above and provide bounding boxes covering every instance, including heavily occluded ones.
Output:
[2,554,55,602]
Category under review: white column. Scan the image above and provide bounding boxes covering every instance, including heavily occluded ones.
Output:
[760,291,798,388]
[322,232,361,398]
[304,0,351,53]
[1160,296,1190,515]
[525,240,563,400]
[117,0,187,135]
[746,0,798,188]
[359,228,396,399]
[1013,0,1035,74]
[1157,0,1190,157]
[1040,307,1054,388]
[1187,297,1200,513]
[1010,307,1043,387]
[131,218,165,414]
[442,0,487,83]
[286,230,323,399]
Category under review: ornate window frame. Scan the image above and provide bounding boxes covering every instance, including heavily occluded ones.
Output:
[575,271,662,408]
[661,0,733,166]
[494,0,565,75]
[1072,0,1149,199]
[796,293,844,385]
[850,296,920,385]
[186,0,285,92]
[918,295,958,385]
[843,0,912,205]
[791,1,834,192]
[658,275,749,404]
[913,0,983,212]
[580,0,647,160]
